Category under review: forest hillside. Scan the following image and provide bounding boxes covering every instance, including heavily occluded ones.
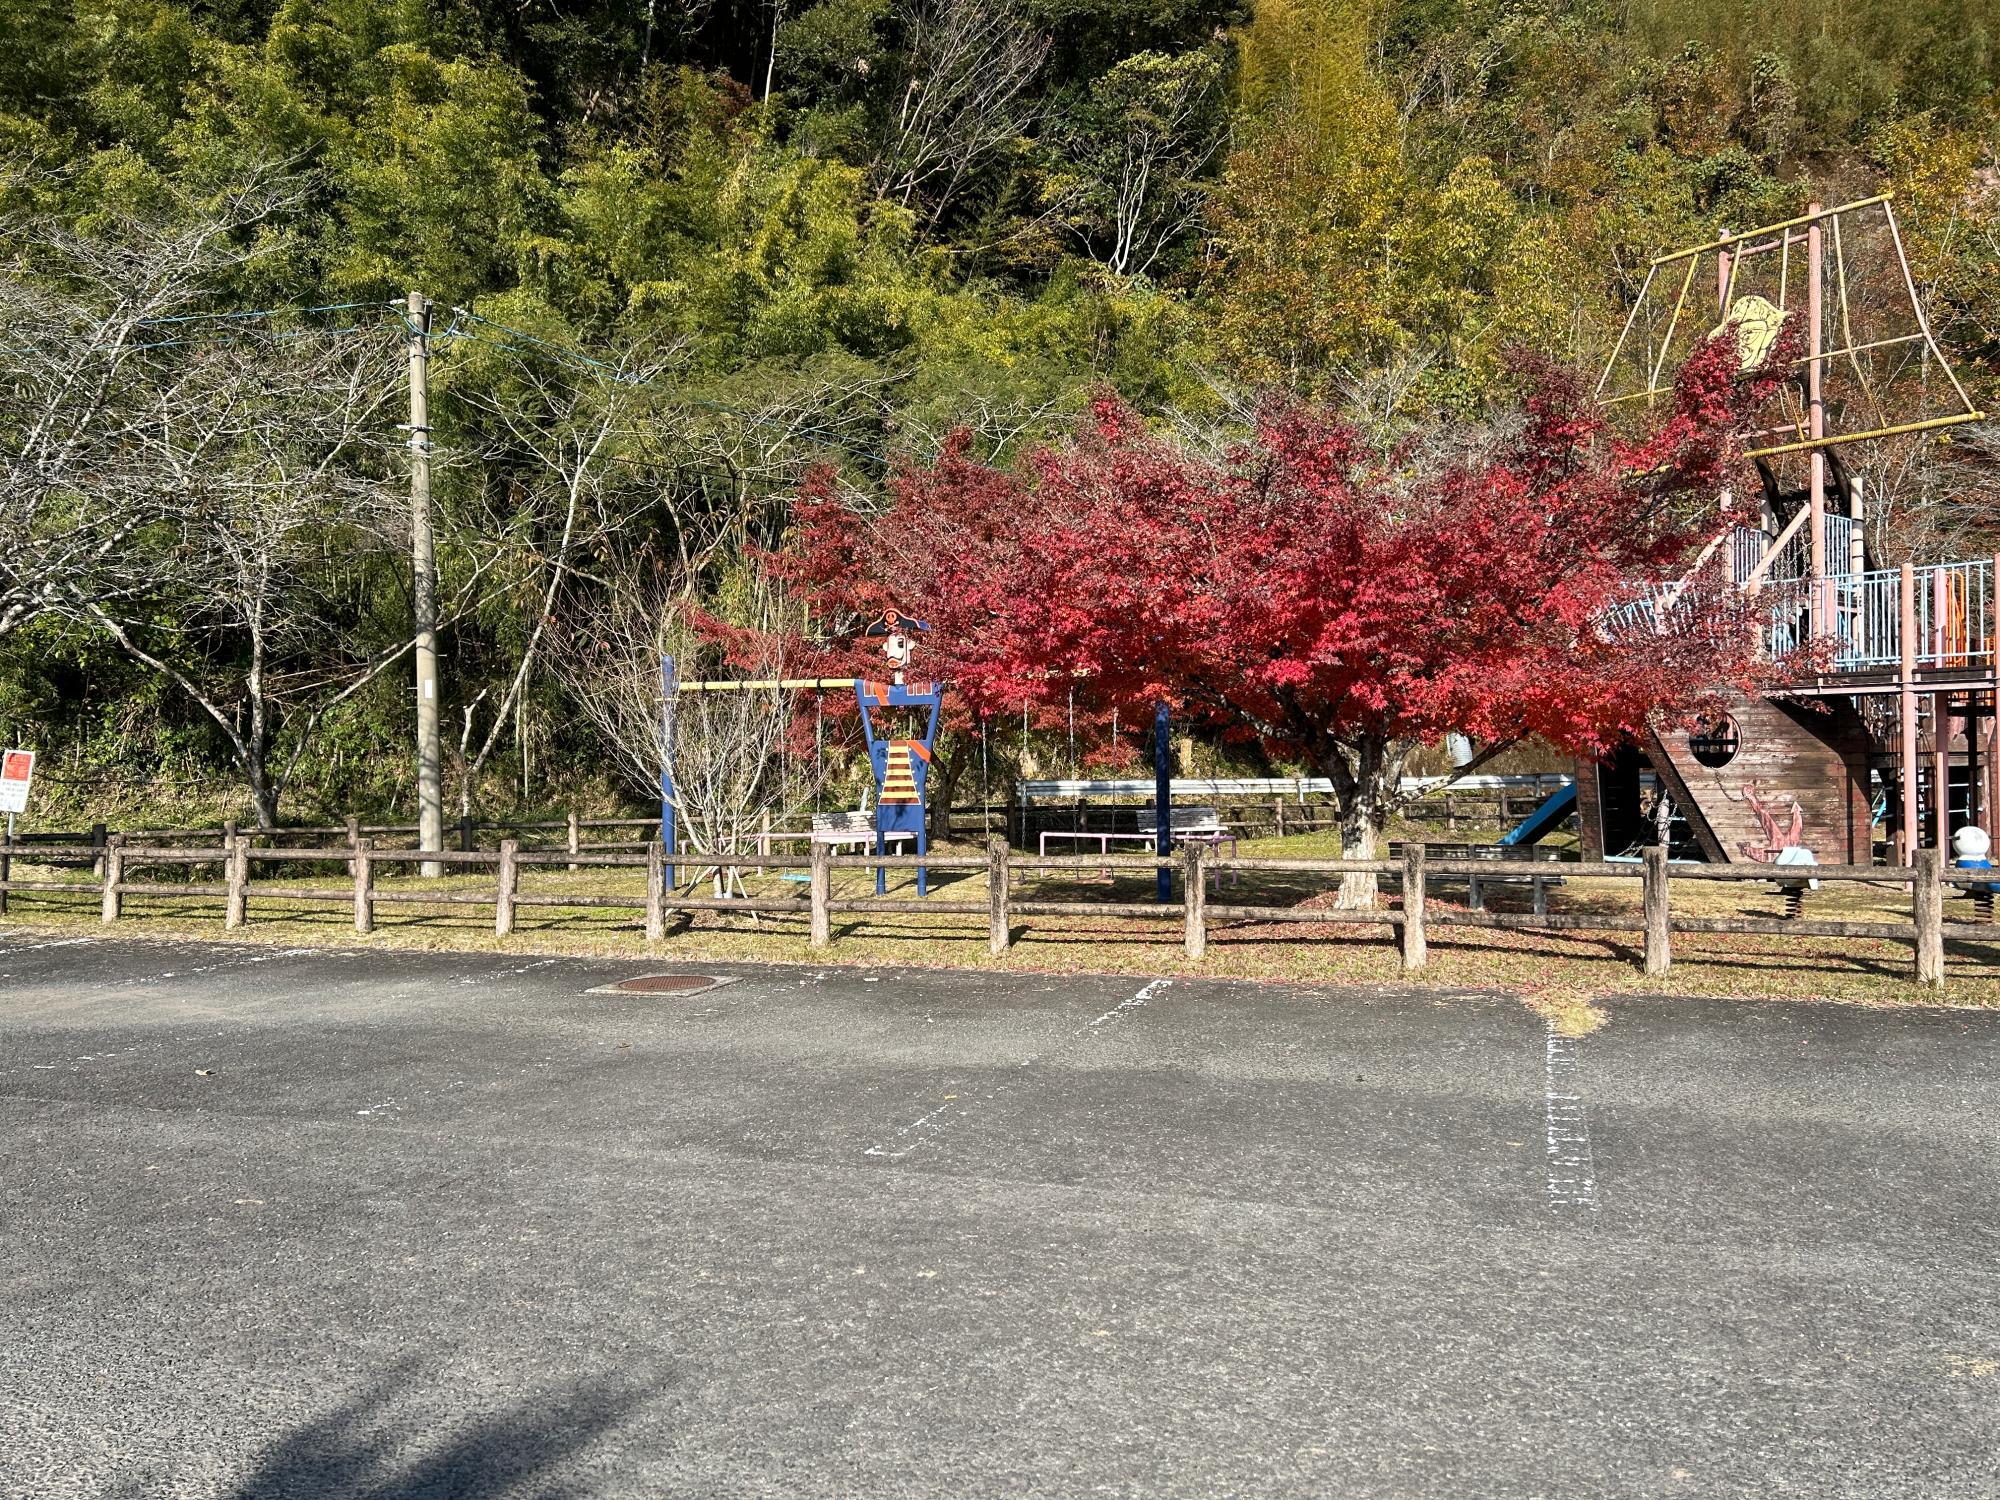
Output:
[2,0,1995,825]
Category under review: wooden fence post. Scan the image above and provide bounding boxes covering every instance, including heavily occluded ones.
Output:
[90,822,107,878]
[1183,841,1207,959]
[495,838,519,938]
[567,808,580,871]
[1913,846,1944,985]
[224,836,249,929]
[809,839,832,949]
[1274,798,1286,839]
[100,835,124,924]
[645,838,666,942]
[345,815,361,875]
[987,835,1011,955]
[1401,841,1427,972]
[222,818,237,854]
[353,837,374,935]
[1642,844,1671,977]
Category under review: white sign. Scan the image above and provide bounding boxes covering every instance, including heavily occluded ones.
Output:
[0,748,34,814]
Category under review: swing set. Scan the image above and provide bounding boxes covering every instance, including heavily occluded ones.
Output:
[659,610,1182,907]
[657,610,945,896]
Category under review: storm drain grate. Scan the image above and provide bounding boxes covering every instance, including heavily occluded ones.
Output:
[585,973,737,996]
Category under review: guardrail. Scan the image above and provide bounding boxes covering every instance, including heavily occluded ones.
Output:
[1,835,1989,985]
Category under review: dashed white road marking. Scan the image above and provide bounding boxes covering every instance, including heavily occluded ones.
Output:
[463,957,564,985]
[862,1098,961,1160]
[864,976,1173,1162]
[110,946,323,988]
[1544,1024,1600,1215]
[1087,976,1172,1029]
[0,937,96,957]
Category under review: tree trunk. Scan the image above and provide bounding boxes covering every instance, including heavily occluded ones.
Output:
[1337,802,1379,907]
[928,734,969,841]
[1323,732,1404,908]
[245,755,281,831]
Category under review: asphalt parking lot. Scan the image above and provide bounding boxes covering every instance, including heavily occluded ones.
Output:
[1,934,1996,1498]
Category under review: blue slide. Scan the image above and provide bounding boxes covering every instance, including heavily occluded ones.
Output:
[1498,782,1577,846]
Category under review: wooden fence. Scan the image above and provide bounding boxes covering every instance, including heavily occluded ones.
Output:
[9,783,1555,864]
[1,835,1990,985]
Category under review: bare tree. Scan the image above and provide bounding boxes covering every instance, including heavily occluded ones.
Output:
[73,325,408,828]
[1046,50,1225,279]
[877,0,1049,218]
[652,363,911,567]
[442,334,685,819]
[0,163,307,637]
[548,569,814,863]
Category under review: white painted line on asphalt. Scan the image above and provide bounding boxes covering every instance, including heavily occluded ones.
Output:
[0,937,96,956]
[106,946,324,988]
[1086,976,1173,1029]
[1544,1025,1600,1214]
[464,956,565,985]
[864,975,1174,1162]
[863,1097,961,1160]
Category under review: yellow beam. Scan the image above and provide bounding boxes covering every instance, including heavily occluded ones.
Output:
[1743,410,1986,460]
[676,678,860,693]
[1650,194,1894,267]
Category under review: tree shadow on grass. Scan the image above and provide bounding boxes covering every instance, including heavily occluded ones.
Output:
[186,1361,660,1500]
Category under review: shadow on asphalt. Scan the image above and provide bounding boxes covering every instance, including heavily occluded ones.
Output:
[172,1363,659,1500]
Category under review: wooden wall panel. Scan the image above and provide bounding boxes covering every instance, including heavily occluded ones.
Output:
[1651,693,1874,864]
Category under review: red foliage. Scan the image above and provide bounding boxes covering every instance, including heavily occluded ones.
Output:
[762,338,1788,789]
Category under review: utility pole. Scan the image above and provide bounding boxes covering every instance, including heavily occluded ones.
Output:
[407,291,444,878]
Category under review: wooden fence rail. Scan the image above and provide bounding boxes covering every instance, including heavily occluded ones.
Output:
[0,835,1990,985]
[5,783,1556,859]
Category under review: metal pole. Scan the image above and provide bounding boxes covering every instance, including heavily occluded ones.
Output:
[1900,561,1920,857]
[1934,695,1951,853]
[1154,702,1171,904]
[1849,476,1866,576]
[1806,207,1828,634]
[407,291,444,879]
[660,653,678,889]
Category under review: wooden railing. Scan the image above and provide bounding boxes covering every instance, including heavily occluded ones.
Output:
[2,835,1991,986]
[12,784,1561,862]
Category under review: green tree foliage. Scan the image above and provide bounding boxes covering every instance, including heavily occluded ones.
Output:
[0,0,1993,823]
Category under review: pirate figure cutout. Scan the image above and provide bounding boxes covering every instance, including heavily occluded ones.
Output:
[855,608,943,895]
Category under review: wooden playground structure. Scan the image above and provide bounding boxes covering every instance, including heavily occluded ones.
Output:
[1576,193,1994,872]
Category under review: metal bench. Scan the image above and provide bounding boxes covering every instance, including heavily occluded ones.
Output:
[1140,807,1239,887]
[810,810,916,851]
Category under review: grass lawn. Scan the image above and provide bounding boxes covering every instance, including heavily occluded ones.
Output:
[5,818,1996,1019]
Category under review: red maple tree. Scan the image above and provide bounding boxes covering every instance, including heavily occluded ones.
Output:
[765,338,1786,893]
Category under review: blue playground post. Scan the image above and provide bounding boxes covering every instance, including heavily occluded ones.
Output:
[856,678,943,897]
[1155,702,1172,904]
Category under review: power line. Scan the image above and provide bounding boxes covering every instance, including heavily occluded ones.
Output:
[11,290,1072,473]
[436,309,907,466]
[135,300,396,327]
